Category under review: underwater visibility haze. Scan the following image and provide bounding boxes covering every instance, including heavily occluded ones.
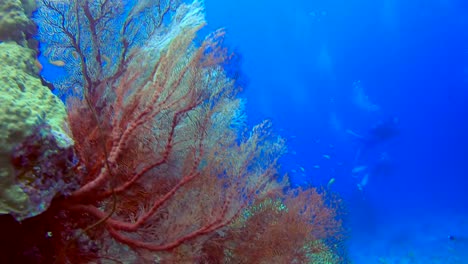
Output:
[0,0,467,263]
[205,0,468,262]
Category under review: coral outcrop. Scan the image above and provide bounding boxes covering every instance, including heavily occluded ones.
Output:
[0,1,75,220]
[0,0,37,42]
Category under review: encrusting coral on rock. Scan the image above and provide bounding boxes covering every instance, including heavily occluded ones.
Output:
[0,1,76,221]
[0,0,37,43]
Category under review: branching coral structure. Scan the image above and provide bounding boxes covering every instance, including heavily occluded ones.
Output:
[0,0,347,263]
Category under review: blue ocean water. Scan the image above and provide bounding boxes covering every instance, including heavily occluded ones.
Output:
[203,0,468,263]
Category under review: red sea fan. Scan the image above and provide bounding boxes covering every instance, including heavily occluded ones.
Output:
[6,0,348,262]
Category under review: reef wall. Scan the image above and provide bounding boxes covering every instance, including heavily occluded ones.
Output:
[0,0,75,221]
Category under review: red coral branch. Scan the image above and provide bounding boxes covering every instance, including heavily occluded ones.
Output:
[26,1,345,262]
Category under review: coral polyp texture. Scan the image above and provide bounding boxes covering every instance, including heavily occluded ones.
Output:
[0,40,73,220]
[0,0,70,221]
[0,0,347,262]
[0,0,37,42]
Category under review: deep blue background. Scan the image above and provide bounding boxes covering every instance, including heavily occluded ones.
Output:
[203,0,468,233]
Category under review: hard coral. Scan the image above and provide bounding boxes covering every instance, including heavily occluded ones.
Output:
[10,122,79,220]
[0,42,73,220]
[0,0,36,42]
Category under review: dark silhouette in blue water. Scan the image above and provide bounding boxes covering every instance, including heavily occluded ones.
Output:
[347,117,399,191]
[347,117,399,150]
[347,117,399,161]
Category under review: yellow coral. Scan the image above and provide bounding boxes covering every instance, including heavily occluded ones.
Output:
[0,42,72,220]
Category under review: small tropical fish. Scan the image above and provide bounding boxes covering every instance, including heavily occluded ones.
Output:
[35,59,43,71]
[322,154,331,159]
[49,60,66,67]
[352,165,367,174]
[357,174,369,191]
[313,165,320,169]
[327,178,335,189]
[71,51,79,59]
[299,166,305,172]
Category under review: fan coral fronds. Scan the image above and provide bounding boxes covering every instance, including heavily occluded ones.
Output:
[14,1,350,262]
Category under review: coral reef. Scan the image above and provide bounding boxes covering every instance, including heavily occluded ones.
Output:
[0,0,348,262]
[0,0,37,42]
[0,1,74,220]
[10,123,78,220]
